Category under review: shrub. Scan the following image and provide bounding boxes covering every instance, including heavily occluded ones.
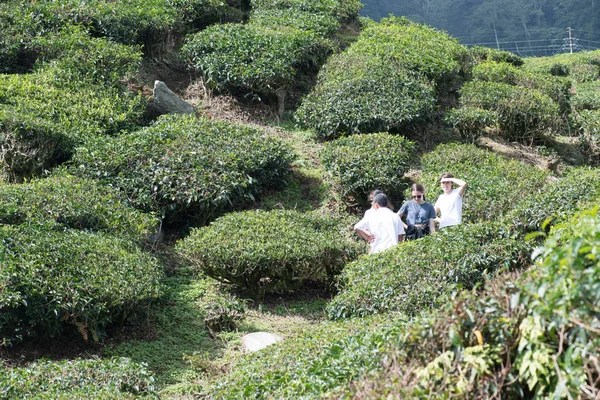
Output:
[31,25,143,87]
[505,166,600,233]
[420,143,548,223]
[0,224,164,345]
[468,45,524,67]
[571,80,600,111]
[176,210,364,294]
[182,23,330,111]
[327,221,531,320]
[348,17,468,81]
[250,0,362,23]
[295,54,436,139]
[320,133,415,206]
[250,9,340,35]
[71,114,294,225]
[0,33,148,182]
[0,175,159,241]
[203,294,246,338]
[0,357,156,399]
[458,80,560,141]
[523,49,600,83]
[573,110,600,163]
[444,106,498,142]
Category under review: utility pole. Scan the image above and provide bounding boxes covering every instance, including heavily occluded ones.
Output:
[568,27,573,53]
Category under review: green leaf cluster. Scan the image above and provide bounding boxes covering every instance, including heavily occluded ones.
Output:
[0,175,159,242]
[0,357,156,399]
[176,209,365,294]
[320,133,415,206]
[0,224,163,345]
[295,17,466,139]
[71,114,294,225]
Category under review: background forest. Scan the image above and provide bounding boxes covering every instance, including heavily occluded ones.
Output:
[0,0,599,398]
[362,0,600,56]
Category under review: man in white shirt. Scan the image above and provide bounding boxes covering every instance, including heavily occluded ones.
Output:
[354,193,405,254]
[434,173,467,229]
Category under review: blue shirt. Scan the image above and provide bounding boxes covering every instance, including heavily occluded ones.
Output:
[398,201,436,225]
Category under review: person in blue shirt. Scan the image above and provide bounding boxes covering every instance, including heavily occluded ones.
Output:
[397,183,436,240]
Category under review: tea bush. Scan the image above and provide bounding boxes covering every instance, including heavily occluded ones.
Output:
[71,114,294,225]
[327,221,531,320]
[176,210,364,294]
[0,30,147,182]
[458,80,560,141]
[420,143,548,223]
[444,106,498,142]
[524,49,600,83]
[0,175,159,242]
[295,17,468,138]
[468,45,524,67]
[505,166,600,233]
[250,0,362,23]
[0,357,156,399]
[320,133,415,206]
[0,224,164,345]
[571,80,600,111]
[182,23,329,104]
[573,110,600,163]
[295,54,435,139]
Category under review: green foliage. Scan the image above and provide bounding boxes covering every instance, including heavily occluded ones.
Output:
[295,54,435,139]
[0,30,147,182]
[573,109,600,163]
[250,0,362,23]
[347,17,468,81]
[472,60,572,115]
[295,17,467,138]
[251,9,340,36]
[571,80,600,111]
[467,45,524,67]
[0,224,164,345]
[421,143,548,223]
[31,25,143,87]
[506,166,600,233]
[444,106,498,142]
[320,133,415,206]
[327,221,531,320]
[0,175,159,242]
[515,208,600,397]
[71,114,294,225]
[458,80,560,141]
[176,210,364,294]
[203,294,246,338]
[524,50,600,83]
[182,23,329,97]
[203,315,397,398]
[0,357,156,399]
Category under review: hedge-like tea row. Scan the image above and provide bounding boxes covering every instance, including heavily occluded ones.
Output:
[523,49,600,83]
[295,17,467,139]
[71,114,294,225]
[182,0,361,112]
[0,225,163,345]
[505,166,600,233]
[327,221,531,320]
[320,133,415,207]
[0,28,147,182]
[0,357,156,399]
[420,143,549,223]
[176,209,364,294]
[0,175,158,242]
[0,0,241,72]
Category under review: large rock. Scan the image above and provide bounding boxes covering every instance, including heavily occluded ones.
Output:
[241,332,283,352]
[153,80,195,115]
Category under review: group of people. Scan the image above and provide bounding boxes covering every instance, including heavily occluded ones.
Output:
[354,173,467,254]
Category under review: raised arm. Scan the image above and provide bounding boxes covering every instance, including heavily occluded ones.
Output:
[441,177,467,196]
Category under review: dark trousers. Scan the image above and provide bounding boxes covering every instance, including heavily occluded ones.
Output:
[405,224,430,241]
